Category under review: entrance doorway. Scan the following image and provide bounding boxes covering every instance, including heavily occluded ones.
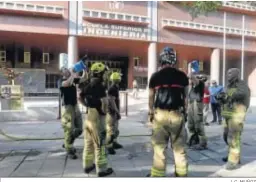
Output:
[84,53,129,90]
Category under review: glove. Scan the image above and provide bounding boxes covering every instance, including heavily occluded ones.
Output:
[116,113,121,120]
[215,92,228,104]
[81,55,88,62]
[223,128,228,145]
[148,112,154,123]
[184,112,188,123]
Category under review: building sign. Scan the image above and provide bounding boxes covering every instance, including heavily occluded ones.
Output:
[83,23,149,40]
[109,1,124,10]
[1,85,12,99]
[59,53,69,69]
[0,85,24,111]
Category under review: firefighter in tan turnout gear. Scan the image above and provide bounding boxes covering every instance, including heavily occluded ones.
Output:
[216,68,250,170]
[106,72,123,155]
[186,73,207,150]
[60,67,87,159]
[147,47,189,177]
[80,62,113,177]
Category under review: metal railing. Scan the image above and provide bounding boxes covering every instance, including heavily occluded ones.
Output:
[83,9,150,24]
[162,18,256,37]
[222,1,256,11]
[0,1,64,16]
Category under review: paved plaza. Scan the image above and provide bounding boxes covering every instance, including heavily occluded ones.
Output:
[0,95,256,177]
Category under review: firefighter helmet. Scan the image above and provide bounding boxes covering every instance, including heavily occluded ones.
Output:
[110,72,122,82]
[159,46,177,66]
[90,62,106,74]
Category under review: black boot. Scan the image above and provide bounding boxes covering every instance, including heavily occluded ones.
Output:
[193,144,207,150]
[84,164,96,174]
[113,142,123,150]
[67,150,77,160]
[98,168,114,177]
[174,172,187,177]
[146,174,151,177]
[107,148,116,155]
[62,144,76,153]
[222,156,228,162]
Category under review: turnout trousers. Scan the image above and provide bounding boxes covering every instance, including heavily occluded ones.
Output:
[222,104,247,165]
[150,108,188,177]
[106,113,119,148]
[187,101,207,147]
[82,108,109,173]
[61,104,83,152]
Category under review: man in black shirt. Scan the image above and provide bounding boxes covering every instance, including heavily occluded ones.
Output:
[80,62,113,177]
[187,73,207,150]
[105,72,122,155]
[60,67,87,159]
[147,47,189,177]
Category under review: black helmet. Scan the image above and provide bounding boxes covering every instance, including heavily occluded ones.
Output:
[159,47,177,66]
[196,74,207,82]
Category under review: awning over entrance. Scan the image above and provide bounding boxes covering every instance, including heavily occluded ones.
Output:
[0,31,68,52]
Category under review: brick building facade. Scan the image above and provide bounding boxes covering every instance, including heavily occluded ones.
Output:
[0,1,256,95]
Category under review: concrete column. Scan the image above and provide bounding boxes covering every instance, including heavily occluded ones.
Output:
[210,48,220,83]
[68,36,78,67]
[147,42,157,84]
[187,62,192,75]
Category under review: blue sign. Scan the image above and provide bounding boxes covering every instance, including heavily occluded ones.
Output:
[191,60,199,73]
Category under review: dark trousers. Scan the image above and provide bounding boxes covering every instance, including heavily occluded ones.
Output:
[211,103,222,123]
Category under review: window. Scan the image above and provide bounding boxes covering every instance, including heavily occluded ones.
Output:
[117,14,123,19]
[101,12,107,18]
[0,51,6,62]
[141,17,147,22]
[27,4,34,10]
[199,61,204,71]
[43,53,50,64]
[125,15,132,21]
[24,52,31,63]
[134,57,139,67]
[84,10,90,17]
[109,13,115,19]
[36,5,44,11]
[134,76,148,89]
[46,6,54,12]
[134,16,139,21]
[0,44,6,62]
[46,74,61,89]
[92,11,99,17]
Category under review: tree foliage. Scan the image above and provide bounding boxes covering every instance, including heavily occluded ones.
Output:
[180,1,222,20]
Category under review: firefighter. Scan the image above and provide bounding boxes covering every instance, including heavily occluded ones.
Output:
[81,62,113,177]
[106,72,122,155]
[147,47,189,177]
[186,73,207,150]
[217,68,250,170]
[60,67,88,159]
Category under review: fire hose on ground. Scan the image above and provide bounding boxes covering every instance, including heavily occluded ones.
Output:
[0,129,152,141]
